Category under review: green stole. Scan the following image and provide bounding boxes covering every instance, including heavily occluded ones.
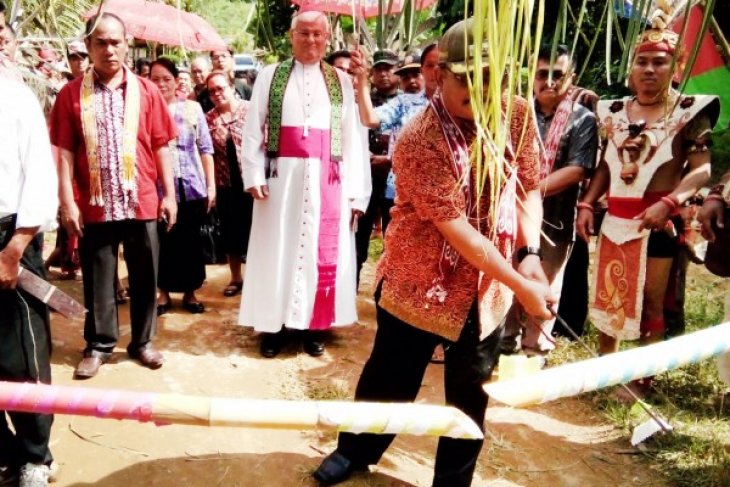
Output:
[266,59,344,170]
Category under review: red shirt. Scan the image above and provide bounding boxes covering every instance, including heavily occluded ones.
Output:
[50,72,177,223]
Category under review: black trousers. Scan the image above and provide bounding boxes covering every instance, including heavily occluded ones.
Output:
[555,236,589,338]
[337,292,503,487]
[158,196,206,293]
[355,176,388,289]
[0,216,53,467]
[79,220,159,356]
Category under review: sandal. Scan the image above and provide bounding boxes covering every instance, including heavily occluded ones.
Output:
[116,287,129,304]
[223,281,243,297]
[429,343,446,364]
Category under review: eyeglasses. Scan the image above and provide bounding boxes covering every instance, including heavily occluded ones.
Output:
[447,68,490,86]
[536,69,567,81]
[294,30,326,40]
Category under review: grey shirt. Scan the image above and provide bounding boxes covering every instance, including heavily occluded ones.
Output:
[537,101,598,243]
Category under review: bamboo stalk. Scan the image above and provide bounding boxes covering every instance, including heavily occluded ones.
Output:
[485,321,730,407]
[0,382,484,439]
[710,15,730,64]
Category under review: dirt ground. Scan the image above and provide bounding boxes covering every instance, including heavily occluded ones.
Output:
[42,257,668,487]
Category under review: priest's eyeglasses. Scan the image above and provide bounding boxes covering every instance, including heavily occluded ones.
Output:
[294,30,326,40]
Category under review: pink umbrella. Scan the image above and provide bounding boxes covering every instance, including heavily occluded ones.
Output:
[83,0,227,52]
[291,0,437,18]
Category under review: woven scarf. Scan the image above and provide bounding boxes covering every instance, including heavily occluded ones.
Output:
[265,59,343,162]
[81,67,141,206]
[538,89,574,180]
[425,92,474,304]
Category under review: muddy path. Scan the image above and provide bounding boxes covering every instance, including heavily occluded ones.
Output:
[44,260,666,487]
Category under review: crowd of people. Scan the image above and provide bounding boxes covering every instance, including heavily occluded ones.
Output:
[0,2,726,487]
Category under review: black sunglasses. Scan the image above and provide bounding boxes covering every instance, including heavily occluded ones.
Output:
[536,69,567,81]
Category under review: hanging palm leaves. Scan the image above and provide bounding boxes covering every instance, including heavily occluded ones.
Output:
[10,0,93,40]
[464,0,545,234]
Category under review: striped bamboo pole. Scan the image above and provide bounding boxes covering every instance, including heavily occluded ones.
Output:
[484,321,730,407]
[0,382,483,439]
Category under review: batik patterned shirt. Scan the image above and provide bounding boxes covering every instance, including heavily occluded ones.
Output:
[376,98,540,341]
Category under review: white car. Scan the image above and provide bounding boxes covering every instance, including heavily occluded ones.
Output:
[234,54,259,78]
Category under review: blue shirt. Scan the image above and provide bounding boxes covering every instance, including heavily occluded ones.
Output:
[375,92,429,199]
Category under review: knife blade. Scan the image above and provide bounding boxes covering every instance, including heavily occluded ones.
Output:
[17,267,86,320]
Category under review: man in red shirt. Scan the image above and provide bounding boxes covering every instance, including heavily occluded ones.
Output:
[50,13,177,379]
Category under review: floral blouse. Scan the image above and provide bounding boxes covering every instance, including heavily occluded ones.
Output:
[206,101,250,188]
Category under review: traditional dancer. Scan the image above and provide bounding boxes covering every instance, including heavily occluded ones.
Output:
[239,7,370,358]
[576,3,719,398]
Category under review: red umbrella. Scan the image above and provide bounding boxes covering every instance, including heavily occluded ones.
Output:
[83,0,227,52]
[291,0,436,18]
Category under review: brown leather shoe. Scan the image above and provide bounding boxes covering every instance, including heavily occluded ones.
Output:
[131,346,164,369]
[74,356,105,379]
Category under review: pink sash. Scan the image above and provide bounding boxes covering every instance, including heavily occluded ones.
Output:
[278,126,341,330]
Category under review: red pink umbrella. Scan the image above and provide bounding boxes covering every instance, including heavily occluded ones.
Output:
[83,0,227,52]
[290,0,437,18]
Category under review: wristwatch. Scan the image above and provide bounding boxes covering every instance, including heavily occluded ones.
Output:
[516,246,543,262]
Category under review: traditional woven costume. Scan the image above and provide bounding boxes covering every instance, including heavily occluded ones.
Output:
[590,19,719,340]
[239,58,370,333]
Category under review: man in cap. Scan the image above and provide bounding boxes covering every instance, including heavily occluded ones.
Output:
[239,7,370,358]
[576,5,719,399]
[67,40,89,79]
[353,49,433,242]
[314,18,553,486]
[353,49,400,288]
[51,12,178,379]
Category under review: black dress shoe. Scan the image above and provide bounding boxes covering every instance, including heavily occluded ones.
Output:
[182,300,205,314]
[260,332,283,358]
[157,302,171,316]
[313,451,366,485]
[303,332,325,357]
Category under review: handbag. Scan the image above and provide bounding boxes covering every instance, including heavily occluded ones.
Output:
[704,207,730,277]
[200,209,226,265]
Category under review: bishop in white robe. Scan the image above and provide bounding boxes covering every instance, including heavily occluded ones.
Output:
[238,10,370,357]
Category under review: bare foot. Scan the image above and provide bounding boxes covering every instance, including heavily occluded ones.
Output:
[430,343,446,364]
[613,378,653,404]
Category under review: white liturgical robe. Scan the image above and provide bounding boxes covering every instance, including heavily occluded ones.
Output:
[239,59,371,333]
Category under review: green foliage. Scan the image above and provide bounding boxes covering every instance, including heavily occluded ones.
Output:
[433,0,471,31]
[251,0,294,59]
[10,0,93,40]
[710,129,730,184]
[550,263,729,487]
